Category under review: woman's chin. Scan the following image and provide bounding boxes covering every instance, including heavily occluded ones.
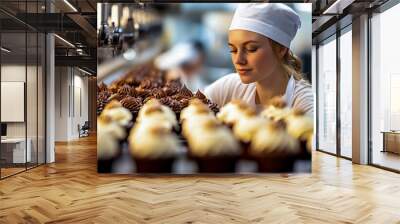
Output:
[238,75,255,84]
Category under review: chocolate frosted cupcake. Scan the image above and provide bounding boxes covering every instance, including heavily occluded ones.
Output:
[108,93,125,102]
[163,79,181,96]
[109,83,119,93]
[97,91,111,115]
[117,84,132,96]
[98,82,108,93]
[97,116,126,173]
[167,99,183,121]
[135,86,152,98]
[179,85,194,98]
[208,102,220,114]
[129,124,180,173]
[285,109,313,159]
[186,120,241,173]
[193,90,208,103]
[152,89,167,99]
[250,120,300,172]
[120,96,142,121]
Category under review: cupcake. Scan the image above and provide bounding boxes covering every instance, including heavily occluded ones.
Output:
[97,91,111,115]
[100,100,133,133]
[233,112,269,158]
[129,124,180,173]
[120,96,143,121]
[117,84,133,96]
[180,99,212,123]
[179,85,194,98]
[97,116,126,173]
[159,97,182,121]
[216,100,251,128]
[181,114,218,139]
[137,99,178,131]
[98,82,108,92]
[108,93,125,102]
[261,97,291,122]
[285,109,314,159]
[208,102,220,114]
[186,120,241,173]
[250,120,300,172]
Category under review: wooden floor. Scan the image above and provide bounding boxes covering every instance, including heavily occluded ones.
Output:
[372,150,400,171]
[1,167,26,178]
[0,135,400,223]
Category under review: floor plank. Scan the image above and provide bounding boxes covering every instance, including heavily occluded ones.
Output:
[0,135,399,223]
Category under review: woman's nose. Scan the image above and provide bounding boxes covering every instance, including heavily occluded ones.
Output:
[234,50,247,65]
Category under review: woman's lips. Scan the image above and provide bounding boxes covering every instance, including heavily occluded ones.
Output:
[237,69,252,75]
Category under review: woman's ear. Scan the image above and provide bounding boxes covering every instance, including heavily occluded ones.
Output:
[279,47,288,59]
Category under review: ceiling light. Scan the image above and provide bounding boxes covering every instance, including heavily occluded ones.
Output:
[63,0,78,12]
[1,47,11,53]
[54,34,75,48]
[78,67,93,76]
[323,0,355,15]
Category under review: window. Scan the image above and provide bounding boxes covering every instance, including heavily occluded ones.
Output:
[339,28,352,158]
[370,2,400,171]
[317,36,337,154]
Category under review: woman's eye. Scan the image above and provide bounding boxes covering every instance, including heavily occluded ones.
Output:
[229,49,237,53]
[246,48,258,52]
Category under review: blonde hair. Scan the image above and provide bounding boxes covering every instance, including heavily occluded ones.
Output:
[270,40,303,80]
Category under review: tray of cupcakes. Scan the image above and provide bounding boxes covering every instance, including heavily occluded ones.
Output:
[97,66,313,173]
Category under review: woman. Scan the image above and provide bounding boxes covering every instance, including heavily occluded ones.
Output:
[205,3,313,116]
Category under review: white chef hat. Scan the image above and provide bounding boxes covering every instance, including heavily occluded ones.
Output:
[229,3,301,49]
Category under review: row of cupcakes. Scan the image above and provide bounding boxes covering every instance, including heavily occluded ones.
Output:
[216,97,313,172]
[97,66,219,118]
[97,90,313,173]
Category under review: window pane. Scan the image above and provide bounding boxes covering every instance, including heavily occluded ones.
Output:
[340,29,352,158]
[317,37,337,154]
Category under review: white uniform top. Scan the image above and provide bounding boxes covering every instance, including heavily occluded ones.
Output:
[204,73,314,116]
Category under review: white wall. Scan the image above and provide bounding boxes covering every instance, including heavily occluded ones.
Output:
[54,67,89,141]
[55,66,69,141]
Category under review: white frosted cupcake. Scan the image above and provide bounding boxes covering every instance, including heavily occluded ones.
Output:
[101,100,132,127]
[97,116,126,173]
[129,124,180,173]
[261,97,291,122]
[285,109,313,159]
[180,99,212,123]
[137,102,178,131]
[285,109,314,141]
[181,114,218,138]
[232,109,267,143]
[250,120,300,172]
[186,120,241,173]
[216,100,252,127]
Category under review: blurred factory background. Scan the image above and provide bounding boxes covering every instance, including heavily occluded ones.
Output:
[97,3,312,87]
